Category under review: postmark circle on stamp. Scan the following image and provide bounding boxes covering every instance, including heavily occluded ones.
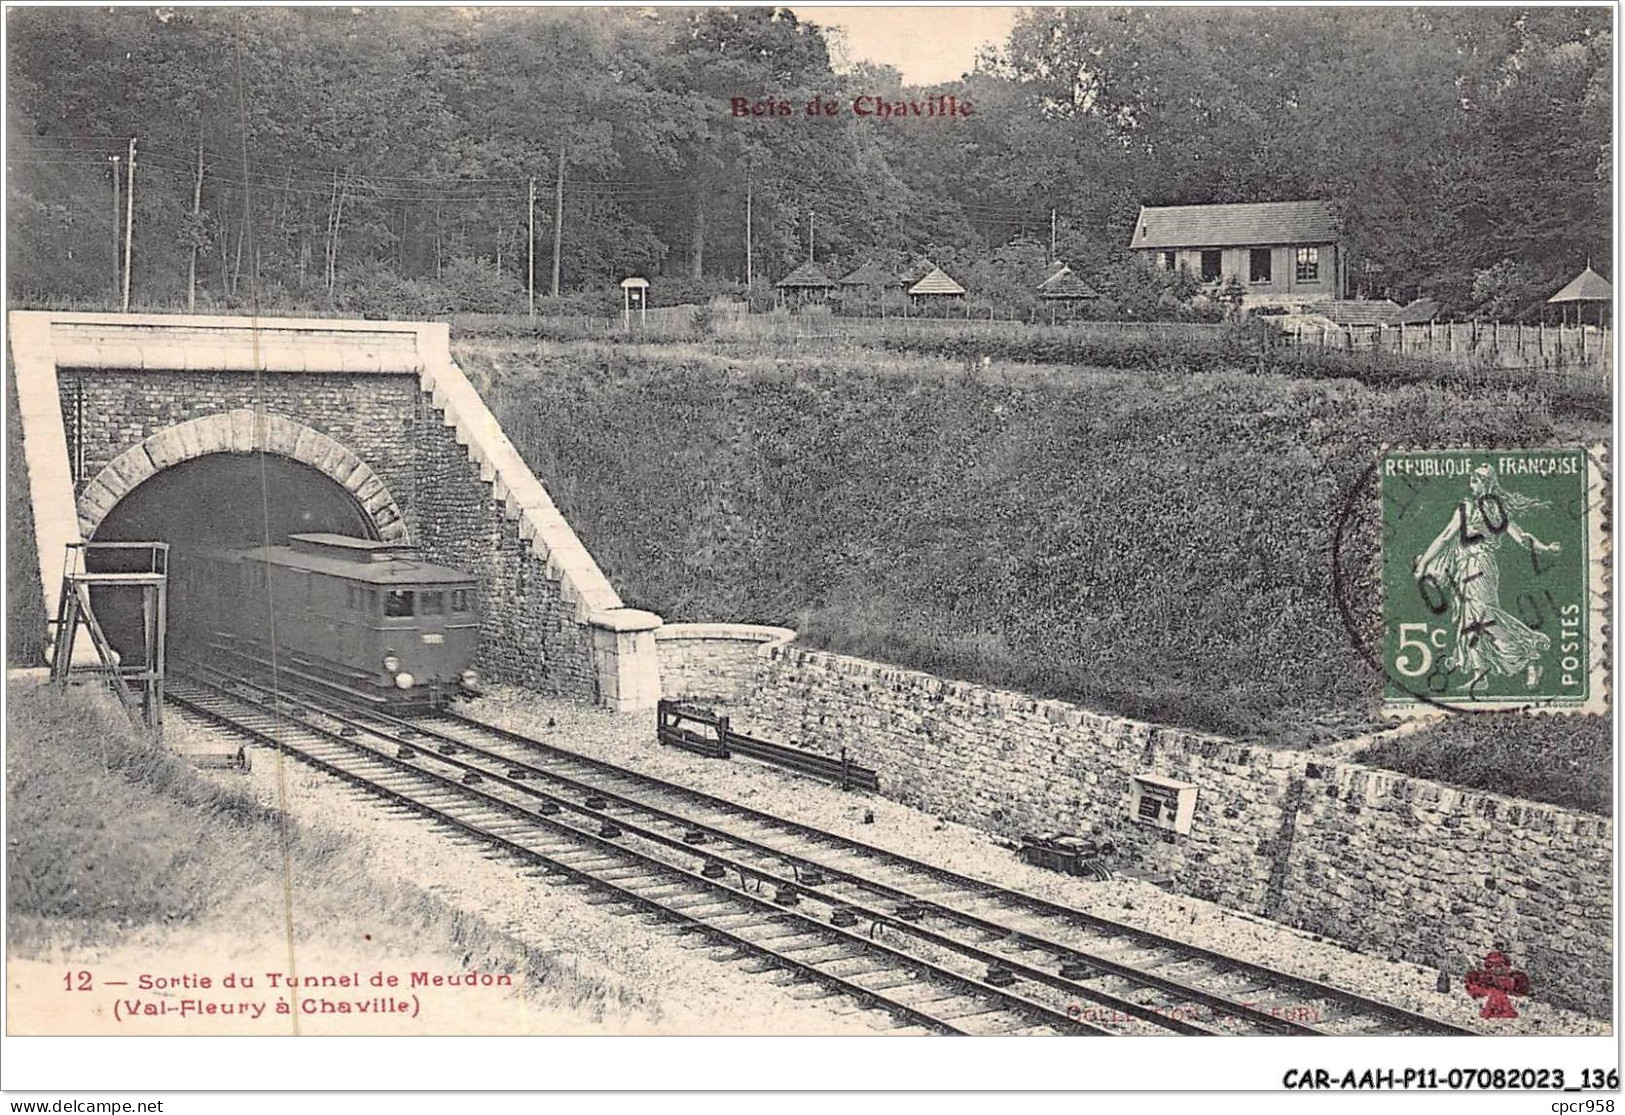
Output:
[1332,445,1609,716]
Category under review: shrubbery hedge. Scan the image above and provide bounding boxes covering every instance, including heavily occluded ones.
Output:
[878,324,1604,406]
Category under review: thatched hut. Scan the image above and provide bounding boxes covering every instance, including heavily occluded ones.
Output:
[775,261,838,308]
[1037,263,1099,321]
[1548,265,1612,325]
[907,265,967,314]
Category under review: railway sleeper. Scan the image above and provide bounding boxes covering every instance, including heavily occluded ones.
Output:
[784,985,840,1002]
[549,854,631,872]
[817,956,896,979]
[936,1003,1018,1026]
[885,986,981,1008]
[621,881,706,902]
[848,972,926,994]
[783,943,867,965]
[659,897,745,917]
[926,996,1008,1021]
[738,924,828,945]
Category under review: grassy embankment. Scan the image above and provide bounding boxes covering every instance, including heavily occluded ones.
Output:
[454,334,1609,813]
[6,358,48,666]
[6,680,647,1026]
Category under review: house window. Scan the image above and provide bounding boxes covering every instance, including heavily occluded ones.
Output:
[1249,248,1272,284]
[1161,251,1177,271]
[1296,246,1320,282]
[1200,250,1222,282]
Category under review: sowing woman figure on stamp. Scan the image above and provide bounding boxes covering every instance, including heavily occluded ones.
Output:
[1413,464,1562,691]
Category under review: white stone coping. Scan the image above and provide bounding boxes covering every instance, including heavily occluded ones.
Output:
[1315,712,1447,760]
[39,311,425,374]
[589,607,663,634]
[413,322,636,626]
[36,310,429,332]
[10,312,79,625]
[655,623,797,655]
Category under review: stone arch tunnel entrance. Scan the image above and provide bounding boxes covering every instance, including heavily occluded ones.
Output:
[13,312,662,712]
[88,453,380,659]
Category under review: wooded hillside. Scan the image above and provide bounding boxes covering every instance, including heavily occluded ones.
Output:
[6,7,1611,315]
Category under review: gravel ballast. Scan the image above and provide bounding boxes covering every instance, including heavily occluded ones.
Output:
[457,686,1609,1037]
[196,711,892,1035]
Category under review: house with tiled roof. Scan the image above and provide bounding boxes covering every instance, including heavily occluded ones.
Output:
[1130,200,1346,305]
[1317,299,1403,327]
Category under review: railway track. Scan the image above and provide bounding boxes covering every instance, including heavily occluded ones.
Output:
[169,664,1472,1037]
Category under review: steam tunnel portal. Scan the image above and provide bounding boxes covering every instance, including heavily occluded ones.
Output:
[87,452,379,660]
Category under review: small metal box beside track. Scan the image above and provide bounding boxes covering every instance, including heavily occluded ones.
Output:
[1018,831,1114,878]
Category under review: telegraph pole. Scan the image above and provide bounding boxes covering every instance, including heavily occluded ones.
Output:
[527,176,536,318]
[109,154,121,305]
[550,143,564,298]
[807,209,814,263]
[745,179,753,288]
[122,138,136,312]
[1050,207,1057,261]
[188,138,204,312]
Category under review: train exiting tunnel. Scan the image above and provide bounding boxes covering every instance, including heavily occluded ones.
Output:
[87,452,383,660]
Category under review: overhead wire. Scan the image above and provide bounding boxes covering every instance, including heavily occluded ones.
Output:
[18,135,1079,218]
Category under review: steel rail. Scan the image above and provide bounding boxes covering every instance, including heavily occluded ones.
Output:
[428,705,1472,1036]
[169,675,1104,1037]
[186,664,1211,1034]
[180,659,1471,1036]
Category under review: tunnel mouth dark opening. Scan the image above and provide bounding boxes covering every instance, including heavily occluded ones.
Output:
[89,452,379,661]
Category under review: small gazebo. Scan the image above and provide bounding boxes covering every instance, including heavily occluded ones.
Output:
[1548,265,1612,325]
[907,265,966,314]
[837,261,901,316]
[1037,263,1099,322]
[775,261,838,308]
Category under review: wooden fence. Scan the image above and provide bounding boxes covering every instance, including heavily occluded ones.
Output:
[1284,321,1612,373]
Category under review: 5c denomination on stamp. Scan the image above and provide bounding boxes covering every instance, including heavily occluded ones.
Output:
[1381,447,1606,713]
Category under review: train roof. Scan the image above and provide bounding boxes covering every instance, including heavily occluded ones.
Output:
[203,536,476,586]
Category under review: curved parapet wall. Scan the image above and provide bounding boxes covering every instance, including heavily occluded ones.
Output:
[654,623,796,704]
[8,310,662,712]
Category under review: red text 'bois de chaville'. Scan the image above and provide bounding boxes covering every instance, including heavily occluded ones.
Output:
[731,93,972,119]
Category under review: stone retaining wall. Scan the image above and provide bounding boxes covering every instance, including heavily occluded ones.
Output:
[655,623,795,704]
[732,644,1612,1015]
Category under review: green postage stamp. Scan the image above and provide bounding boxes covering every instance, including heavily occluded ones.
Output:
[1381,447,1607,712]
